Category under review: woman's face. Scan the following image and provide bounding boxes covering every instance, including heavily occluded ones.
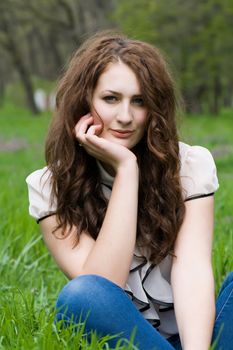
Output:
[91,61,148,149]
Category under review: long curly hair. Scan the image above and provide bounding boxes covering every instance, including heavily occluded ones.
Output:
[45,31,185,265]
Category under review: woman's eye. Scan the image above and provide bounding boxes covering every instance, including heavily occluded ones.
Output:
[103,96,118,103]
[132,97,144,106]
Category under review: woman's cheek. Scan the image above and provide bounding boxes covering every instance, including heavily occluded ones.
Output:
[91,105,104,130]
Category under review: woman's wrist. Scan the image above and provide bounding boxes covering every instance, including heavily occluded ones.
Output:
[116,157,139,180]
[116,154,138,172]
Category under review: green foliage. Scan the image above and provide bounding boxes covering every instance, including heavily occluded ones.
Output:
[113,0,233,114]
[0,105,233,348]
[111,0,158,43]
[1,0,232,114]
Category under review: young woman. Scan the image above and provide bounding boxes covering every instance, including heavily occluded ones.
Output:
[26,32,233,350]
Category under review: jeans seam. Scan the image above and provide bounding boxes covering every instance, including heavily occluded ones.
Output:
[215,287,233,322]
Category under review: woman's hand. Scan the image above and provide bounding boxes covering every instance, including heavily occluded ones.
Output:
[74,113,137,172]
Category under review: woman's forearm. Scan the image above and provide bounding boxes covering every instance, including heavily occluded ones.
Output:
[81,159,139,288]
[171,262,215,350]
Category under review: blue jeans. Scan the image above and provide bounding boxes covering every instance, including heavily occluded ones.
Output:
[55,272,233,350]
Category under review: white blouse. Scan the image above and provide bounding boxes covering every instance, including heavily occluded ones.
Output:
[26,141,219,338]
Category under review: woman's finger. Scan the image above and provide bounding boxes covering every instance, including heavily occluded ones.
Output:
[85,134,106,149]
[74,115,93,137]
[86,125,96,135]
[74,113,90,130]
[87,124,102,136]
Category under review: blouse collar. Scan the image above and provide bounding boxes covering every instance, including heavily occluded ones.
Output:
[96,161,114,188]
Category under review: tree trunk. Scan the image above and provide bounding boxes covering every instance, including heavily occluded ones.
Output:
[210,75,221,115]
[223,81,233,108]
[0,79,5,106]
[14,52,40,115]
[48,31,64,74]
[184,84,206,114]
[2,17,39,115]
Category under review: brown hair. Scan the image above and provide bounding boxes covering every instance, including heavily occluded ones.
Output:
[45,31,185,265]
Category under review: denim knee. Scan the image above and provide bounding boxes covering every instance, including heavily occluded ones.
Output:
[55,274,123,323]
[212,272,233,349]
[218,271,233,297]
[224,272,233,285]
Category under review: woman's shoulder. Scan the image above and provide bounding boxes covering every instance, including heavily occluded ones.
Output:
[26,166,56,221]
[26,166,51,184]
[26,166,51,187]
[178,141,219,200]
[26,166,54,202]
[179,141,214,160]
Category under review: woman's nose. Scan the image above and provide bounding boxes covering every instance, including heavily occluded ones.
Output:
[116,102,133,124]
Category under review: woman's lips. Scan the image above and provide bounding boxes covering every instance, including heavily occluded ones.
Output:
[110,129,134,138]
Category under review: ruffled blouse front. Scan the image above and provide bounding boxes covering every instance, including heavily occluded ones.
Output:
[26,141,219,338]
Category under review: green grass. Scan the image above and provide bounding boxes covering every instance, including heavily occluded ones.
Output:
[0,103,233,349]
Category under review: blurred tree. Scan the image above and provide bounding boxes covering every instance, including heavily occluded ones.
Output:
[113,0,233,115]
[0,50,9,106]
[112,0,158,43]
[0,0,232,115]
[22,0,116,77]
[0,0,115,113]
[0,0,39,114]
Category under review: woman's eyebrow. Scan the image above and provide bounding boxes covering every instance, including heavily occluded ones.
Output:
[102,90,142,97]
[102,90,121,95]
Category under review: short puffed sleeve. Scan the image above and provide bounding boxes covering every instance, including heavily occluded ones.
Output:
[179,142,219,201]
[26,167,57,222]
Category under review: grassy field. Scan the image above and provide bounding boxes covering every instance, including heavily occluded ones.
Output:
[0,104,232,349]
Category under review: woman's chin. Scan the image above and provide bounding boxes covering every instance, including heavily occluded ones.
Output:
[113,139,133,149]
[103,135,134,149]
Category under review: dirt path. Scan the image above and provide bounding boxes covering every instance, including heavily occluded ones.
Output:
[0,137,28,152]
